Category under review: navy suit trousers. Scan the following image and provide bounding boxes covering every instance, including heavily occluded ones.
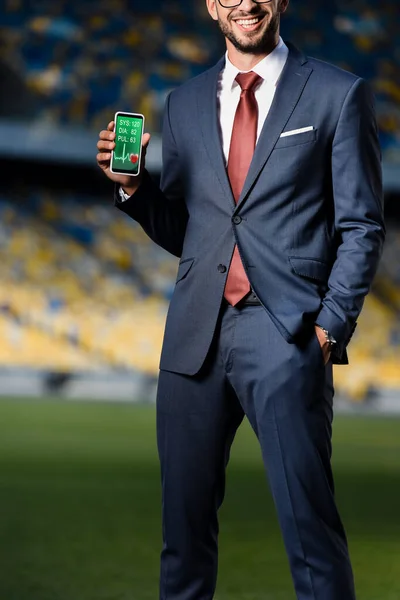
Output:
[157,303,356,600]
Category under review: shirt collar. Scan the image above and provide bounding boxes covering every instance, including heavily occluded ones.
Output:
[222,37,288,90]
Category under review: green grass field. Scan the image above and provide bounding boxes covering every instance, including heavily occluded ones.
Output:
[0,398,399,600]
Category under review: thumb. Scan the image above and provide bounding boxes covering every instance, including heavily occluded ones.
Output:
[142,133,151,149]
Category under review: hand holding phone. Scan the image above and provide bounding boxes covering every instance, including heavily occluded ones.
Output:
[97,112,150,196]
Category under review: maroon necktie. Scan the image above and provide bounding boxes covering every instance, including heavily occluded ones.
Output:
[224,71,262,306]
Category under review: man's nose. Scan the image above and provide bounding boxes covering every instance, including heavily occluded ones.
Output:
[239,0,263,11]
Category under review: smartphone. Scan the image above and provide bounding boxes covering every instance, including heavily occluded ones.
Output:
[110,111,145,177]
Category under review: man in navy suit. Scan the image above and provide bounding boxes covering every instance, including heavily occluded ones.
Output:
[97,0,385,598]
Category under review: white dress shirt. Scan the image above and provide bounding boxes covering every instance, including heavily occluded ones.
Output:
[120,38,289,201]
[218,37,289,163]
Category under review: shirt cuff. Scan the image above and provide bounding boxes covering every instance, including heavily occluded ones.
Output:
[118,186,131,202]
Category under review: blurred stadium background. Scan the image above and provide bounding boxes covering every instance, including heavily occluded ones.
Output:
[0,1,399,599]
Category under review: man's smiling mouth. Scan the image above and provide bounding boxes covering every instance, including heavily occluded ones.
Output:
[233,15,264,31]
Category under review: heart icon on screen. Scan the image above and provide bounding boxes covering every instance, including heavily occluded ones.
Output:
[130,154,139,164]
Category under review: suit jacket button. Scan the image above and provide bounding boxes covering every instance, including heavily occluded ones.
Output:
[217,264,227,273]
[232,216,242,225]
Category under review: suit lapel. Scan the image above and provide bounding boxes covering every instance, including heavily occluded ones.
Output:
[197,57,236,208]
[235,45,313,211]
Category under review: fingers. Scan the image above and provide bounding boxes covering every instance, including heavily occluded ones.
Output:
[97,138,115,152]
[97,152,111,164]
[98,122,116,155]
[97,121,115,151]
[99,128,115,140]
[97,129,115,152]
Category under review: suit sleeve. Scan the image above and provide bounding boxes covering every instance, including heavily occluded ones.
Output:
[114,92,189,258]
[316,77,385,356]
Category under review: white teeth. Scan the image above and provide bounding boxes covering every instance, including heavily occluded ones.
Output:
[236,18,260,27]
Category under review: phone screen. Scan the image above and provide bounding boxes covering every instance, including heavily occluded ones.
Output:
[111,112,144,176]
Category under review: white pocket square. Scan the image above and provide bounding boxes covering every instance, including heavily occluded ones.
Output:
[280,126,314,138]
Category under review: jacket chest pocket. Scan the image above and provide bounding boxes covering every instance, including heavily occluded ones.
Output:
[274,128,317,150]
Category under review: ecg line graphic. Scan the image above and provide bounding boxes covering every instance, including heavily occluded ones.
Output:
[114,143,132,164]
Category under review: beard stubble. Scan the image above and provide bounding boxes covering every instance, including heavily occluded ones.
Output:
[217,10,281,54]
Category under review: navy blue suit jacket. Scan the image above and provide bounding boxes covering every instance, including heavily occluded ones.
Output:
[116,43,385,375]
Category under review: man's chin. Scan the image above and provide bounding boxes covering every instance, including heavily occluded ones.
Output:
[229,34,271,54]
[220,12,280,55]
[225,20,275,53]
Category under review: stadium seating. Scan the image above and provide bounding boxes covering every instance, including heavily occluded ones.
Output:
[0,192,177,374]
[334,289,400,400]
[1,190,399,400]
[0,0,399,161]
[333,226,400,399]
[0,3,398,400]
